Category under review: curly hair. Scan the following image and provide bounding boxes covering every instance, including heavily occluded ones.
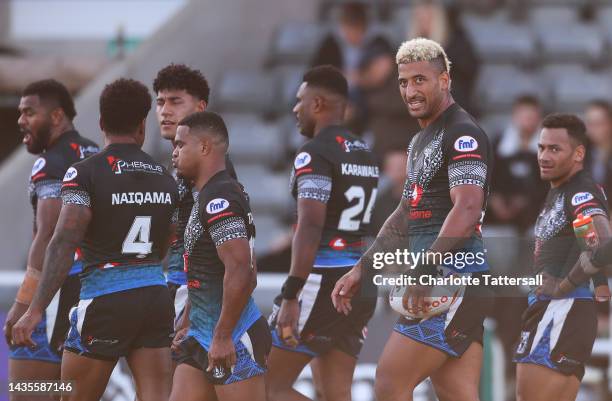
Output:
[153,63,210,103]
[99,78,152,135]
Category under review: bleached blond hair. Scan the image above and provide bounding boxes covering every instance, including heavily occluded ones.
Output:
[395,38,451,73]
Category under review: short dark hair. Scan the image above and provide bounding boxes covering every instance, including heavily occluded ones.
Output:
[153,64,210,103]
[22,79,76,120]
[541,113,588,148]
[513,94,541,109]
[303,65,348,98]
[99,78,152,136]
[178,111,228,146]
[339,2,368,27]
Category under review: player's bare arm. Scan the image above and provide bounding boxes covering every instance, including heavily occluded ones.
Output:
[11,204,91,347]
[539,214,612,297]
[332,197,410,315]
[277,198,326,345]
[208,237,256,372]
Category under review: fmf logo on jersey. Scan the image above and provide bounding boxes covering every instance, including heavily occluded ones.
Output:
[63,167,78,182]
[454,136,478,152]
[206,198,230,214]
[571,192,594,206]
[31,157,46,176]
[294,152,311,169]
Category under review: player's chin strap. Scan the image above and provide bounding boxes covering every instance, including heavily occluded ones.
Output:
[15,266,41,305]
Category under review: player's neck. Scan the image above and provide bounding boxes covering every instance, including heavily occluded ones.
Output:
[313,116,344,137]
[194,160,225,191]
[418,95,454,129]
[47,122,75,148]
[104,134,139,147]
[550,164,583,188]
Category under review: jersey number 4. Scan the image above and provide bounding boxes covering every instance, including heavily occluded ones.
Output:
[338,186,377,231]
[122,216,153,257]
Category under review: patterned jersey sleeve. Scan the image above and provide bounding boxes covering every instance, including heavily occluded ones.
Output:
[565,181,609,220]
[199,189,249,248]
[30,155,65,200]
[444,124,490,190]
[60,163,92,208]
[292,142,333,204]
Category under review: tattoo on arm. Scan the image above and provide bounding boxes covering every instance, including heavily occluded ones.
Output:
[30,205,91,312]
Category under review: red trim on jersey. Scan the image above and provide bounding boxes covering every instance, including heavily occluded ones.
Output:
[207,211,235,224]
[452,154,482,161]
[62,182,79,188]
[295,168,313,176]
[31,172,47,181]
[574,202,602,215]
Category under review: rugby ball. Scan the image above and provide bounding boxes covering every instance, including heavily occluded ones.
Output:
[389,283,464,319]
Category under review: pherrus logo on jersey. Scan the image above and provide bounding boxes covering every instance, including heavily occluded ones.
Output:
[106,156,163,175]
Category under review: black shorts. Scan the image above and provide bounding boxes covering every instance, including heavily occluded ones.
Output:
[514,298,597,380]
[175,316,271,385]
[9,274,80,363]
[269,268,376,358]
[64,285,174,360]
[393,272,492,357]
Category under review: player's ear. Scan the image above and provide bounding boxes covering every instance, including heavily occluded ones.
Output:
[312,95,324,114]
[439,70,450,91]
[49,107,64,127]
[99,117,105,132]
[197,99,207,112]
[575,144,586,163]
[135,120,146,146]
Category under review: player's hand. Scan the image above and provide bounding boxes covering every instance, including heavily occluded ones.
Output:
[331,265,362,316]
[11,308,43,348]
[207,334,236,373]
[276,299,300,347]
[3,302,29,346]
[403,284,432,315]
[595,285,611,303]
[578,251,601,275]
[171,327,189,353]
[535,273,563,298]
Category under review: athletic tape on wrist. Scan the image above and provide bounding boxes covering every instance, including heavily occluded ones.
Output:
[281,276,306,300]
[15,267,41,305]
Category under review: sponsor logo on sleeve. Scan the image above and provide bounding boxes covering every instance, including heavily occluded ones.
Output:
[294,152,311,169]
[206,198,230,214]
[571,192,594,206]
[31,157,46,176]
[454,136,478,152]
[63,167,78,182]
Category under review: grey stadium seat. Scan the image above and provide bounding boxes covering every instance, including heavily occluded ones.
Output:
[269,22,329,66]
[599,6,612,59]
[533,22,605,64]
[474,65,547,113]
[529,5,578,26]
[215,70,278,115]
[275,65,306,113]
[250,214,289,255]
[462,12,536,64]
[478,113,511,141]
[235,166,293,215]
[547,67,612,112]
[223,113,286,168]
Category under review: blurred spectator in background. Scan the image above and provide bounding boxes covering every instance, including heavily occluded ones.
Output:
[369,149,408,234]
[585,100,612,207]
[311,1,394,136]
[404,0,480,115]
[487,95,546,233]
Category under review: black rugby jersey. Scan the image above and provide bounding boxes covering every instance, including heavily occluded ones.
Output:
[29,130,99,227]
[183,169,254,279]
[402,103,492,272]
[534,169,609,287]
[61,143,178,298]
[289,125,379,268]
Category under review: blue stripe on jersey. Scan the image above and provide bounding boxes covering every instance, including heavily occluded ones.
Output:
[188,293,261,350]
[528,286,593,306]
[68,260,83,276]
[79,264,166,299]
[313,248,361,268]
[166,248,187,285]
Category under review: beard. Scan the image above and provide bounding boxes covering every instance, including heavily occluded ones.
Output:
[27,121,52,154]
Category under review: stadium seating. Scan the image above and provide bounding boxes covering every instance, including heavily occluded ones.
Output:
[215,69,278,115]
[268,22,328,66]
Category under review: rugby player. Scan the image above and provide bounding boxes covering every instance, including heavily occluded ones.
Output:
[153,64,237,331]
[12,78,178,401]
[266,65,378,401]
[3,79,98,401]
[170,111,269,401]
[332,38,493,401]
[517,114,611,401]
